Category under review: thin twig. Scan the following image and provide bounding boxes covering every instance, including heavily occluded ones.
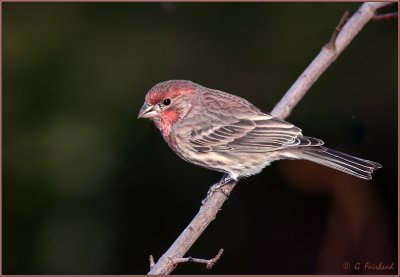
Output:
[147,2,392,275]
[206,248,224,269]
[148,177,235,275]
[373,12,397,21]
[326,11,350,50]
[149,255,155,270]
[170,248,224,270]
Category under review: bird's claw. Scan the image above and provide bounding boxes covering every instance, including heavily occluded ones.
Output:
[201,174,234,204]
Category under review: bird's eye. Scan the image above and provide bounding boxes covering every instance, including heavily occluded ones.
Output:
[163,98,171,106]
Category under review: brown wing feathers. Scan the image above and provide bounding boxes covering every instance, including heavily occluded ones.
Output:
[190,115,323,153]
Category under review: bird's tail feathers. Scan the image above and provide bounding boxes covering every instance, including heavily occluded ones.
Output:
[297,146,382,180]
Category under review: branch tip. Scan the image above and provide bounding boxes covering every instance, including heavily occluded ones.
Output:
[149,255,155,270]
[169,248,224,270]
[372,12,397,21]
[206,248,224,270]
[327,11,350,50]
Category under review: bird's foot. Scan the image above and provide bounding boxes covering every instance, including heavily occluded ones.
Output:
[202,174,236,204]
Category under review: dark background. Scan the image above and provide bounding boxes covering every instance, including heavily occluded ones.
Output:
[3,2,397,274]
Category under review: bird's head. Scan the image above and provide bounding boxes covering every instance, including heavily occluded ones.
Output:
[138,80,197,136]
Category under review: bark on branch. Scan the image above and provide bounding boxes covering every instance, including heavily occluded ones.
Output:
[147,2,393,275]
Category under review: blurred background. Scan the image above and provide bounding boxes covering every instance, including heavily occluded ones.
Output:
[3,2,397,274]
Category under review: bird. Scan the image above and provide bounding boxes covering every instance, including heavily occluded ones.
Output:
[138,80,381,184]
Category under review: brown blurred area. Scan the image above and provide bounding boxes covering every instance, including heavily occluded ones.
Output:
[281,160,396,274]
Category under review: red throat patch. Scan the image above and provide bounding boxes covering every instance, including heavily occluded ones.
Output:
[159,109,180,137]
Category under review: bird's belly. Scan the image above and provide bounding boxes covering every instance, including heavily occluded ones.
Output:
[167,133,282,179]
[183,150,276,179]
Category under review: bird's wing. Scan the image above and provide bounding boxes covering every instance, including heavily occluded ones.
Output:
[189,114,323,153]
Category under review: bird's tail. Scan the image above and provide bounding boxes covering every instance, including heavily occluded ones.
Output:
[297,146,382,180]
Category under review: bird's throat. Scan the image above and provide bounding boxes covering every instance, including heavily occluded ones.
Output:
[159,109,180,137]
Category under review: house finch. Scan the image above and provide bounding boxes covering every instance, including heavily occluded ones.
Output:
[138,80,381,182]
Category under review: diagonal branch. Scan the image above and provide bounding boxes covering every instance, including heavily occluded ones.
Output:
[147,2,393,275]
[270,1,391,119]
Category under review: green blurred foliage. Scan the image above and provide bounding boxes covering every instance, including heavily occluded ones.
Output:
[3,3,397,274]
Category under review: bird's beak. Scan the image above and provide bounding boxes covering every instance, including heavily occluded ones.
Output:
[138,102,158,119]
